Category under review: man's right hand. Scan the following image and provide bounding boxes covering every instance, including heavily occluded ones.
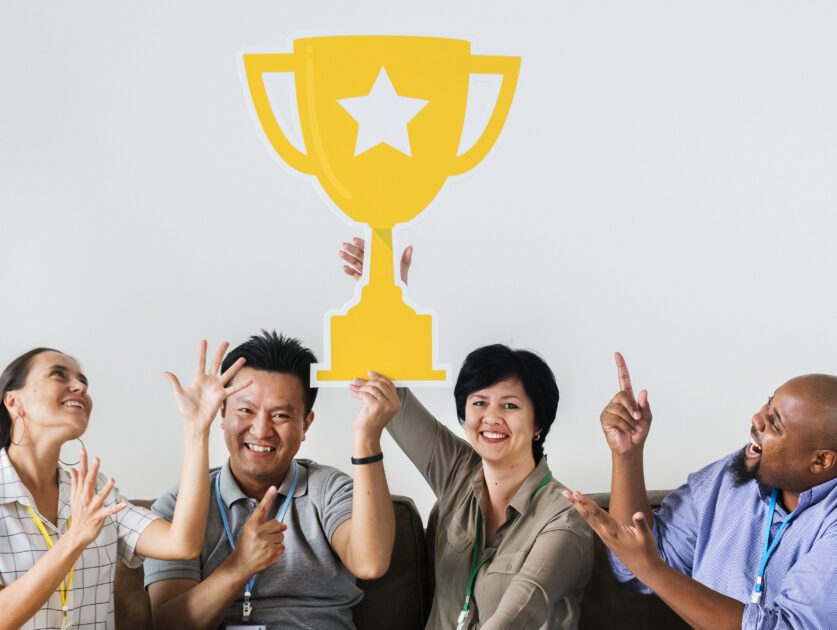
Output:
[600,353,653,455]
[228,487,287,580]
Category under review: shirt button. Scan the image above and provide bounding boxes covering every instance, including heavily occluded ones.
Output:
[506,563,512,571]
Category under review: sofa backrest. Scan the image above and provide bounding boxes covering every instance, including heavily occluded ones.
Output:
[115,491,691,629]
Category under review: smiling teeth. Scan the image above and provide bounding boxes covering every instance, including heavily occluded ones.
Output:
[482,432,508,439]
[750,437,762,453]
[246,444,275,453]
[63,401,84,410]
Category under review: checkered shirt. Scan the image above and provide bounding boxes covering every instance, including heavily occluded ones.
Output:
[0,448,159,629]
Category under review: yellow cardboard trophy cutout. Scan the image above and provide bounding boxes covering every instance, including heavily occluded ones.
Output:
[243,36,520,384]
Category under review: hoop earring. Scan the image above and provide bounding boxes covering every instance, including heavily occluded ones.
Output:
[533,431,542,442]
[10,415,26,446]
[59,438,86,467]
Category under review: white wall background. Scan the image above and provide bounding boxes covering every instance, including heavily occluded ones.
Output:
[2,1,836,521]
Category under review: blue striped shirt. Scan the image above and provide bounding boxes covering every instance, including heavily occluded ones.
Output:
[610,451,837,629]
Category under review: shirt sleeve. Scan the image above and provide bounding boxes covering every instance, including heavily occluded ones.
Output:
[386,388,481,499]
[741,525,837,630]
[142,486,201,587]
[99,474,160,569]
[321,467,354,543]
[609,477,700,593]
[481,512,594,630]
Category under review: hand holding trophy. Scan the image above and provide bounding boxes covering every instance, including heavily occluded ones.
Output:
[243,36,520,384]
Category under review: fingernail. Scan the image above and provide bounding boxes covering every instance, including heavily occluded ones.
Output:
[633,412,641,420]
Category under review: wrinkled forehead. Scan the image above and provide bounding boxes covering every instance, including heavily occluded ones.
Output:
[227,368,306,411]
[774,376,837,430]
[28,351,83,378]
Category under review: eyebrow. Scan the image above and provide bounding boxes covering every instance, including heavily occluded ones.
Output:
[470,394,524,401]
[767,396,785,427]
[235,397,297,413]
[49,364,88,386]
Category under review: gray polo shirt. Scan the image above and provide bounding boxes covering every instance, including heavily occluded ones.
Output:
[143,458,361,629]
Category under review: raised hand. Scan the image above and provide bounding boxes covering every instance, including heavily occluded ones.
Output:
[163,340,253,432]
[349,372,400,440]
[340,237,413,284]
[67,451,127,550]
[562,489,662,579]
[228,487,287,579]
[600,353,653,455]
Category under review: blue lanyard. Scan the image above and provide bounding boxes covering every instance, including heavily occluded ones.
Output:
[214,459,299,620]
[751,487,798,604]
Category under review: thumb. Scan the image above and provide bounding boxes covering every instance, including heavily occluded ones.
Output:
[250,486,277,524]
[638,389,651,417]
[163,372,184,394]
[632,511,652,538]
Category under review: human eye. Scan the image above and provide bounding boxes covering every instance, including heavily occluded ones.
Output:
[271,413,291,422]
[50,368,67,381]
[471,400,487,407]
[503,402,520,410]
[237,407,253,415]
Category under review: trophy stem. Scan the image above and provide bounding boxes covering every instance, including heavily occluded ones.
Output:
[368,227,395,289]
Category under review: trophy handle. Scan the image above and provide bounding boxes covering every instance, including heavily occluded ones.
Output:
[243,53,316,175]
[450,55,521,176]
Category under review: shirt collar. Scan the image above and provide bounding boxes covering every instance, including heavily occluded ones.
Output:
[0,448,33,506]
[0,448,72,528]
[755,475,837,513]
[218,458,308,509]
[508,456,553,516]
[470,455,553,516]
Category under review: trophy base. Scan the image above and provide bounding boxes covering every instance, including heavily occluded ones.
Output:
[313,290,447,384]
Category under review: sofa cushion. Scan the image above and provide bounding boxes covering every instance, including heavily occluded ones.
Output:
[579,492,689,629]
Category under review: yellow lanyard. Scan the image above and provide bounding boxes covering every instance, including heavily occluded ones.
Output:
[26,506,74,625]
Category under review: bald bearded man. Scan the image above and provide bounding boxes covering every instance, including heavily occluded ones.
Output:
[564,355,837,629]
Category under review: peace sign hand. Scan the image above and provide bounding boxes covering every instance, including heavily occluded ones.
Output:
[600,353,653,455]
[163,340,253,433]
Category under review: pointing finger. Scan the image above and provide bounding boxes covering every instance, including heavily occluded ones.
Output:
[250,486,277,524]
[614,352,634,396]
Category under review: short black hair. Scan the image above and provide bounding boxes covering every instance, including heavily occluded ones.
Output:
[454,344,559,462]
[221,331,318,415]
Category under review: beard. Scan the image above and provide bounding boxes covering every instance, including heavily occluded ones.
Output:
[730,447,760,486]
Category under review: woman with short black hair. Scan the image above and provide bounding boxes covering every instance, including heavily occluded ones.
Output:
[343,239,592,629]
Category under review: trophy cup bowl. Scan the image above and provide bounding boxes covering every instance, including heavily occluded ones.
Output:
[243,36,520,383]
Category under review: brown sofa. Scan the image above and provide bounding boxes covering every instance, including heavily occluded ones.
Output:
[115,494,688,629]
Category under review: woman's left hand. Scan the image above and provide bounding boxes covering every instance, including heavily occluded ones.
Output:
[163,340,253,432]
[349,372,400,440]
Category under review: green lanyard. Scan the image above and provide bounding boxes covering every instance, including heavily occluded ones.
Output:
[456,472,553,629]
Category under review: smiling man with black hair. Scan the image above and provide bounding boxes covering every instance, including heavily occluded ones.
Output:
[143,331,396,630]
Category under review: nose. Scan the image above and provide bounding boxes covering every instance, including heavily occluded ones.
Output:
[751,407,767,432]
[69,378,88,394]
[249,411,274,439]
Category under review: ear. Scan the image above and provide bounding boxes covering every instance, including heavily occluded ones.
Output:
[811,449,837,475]
[301,411,315,442]
[4,391,19,415]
